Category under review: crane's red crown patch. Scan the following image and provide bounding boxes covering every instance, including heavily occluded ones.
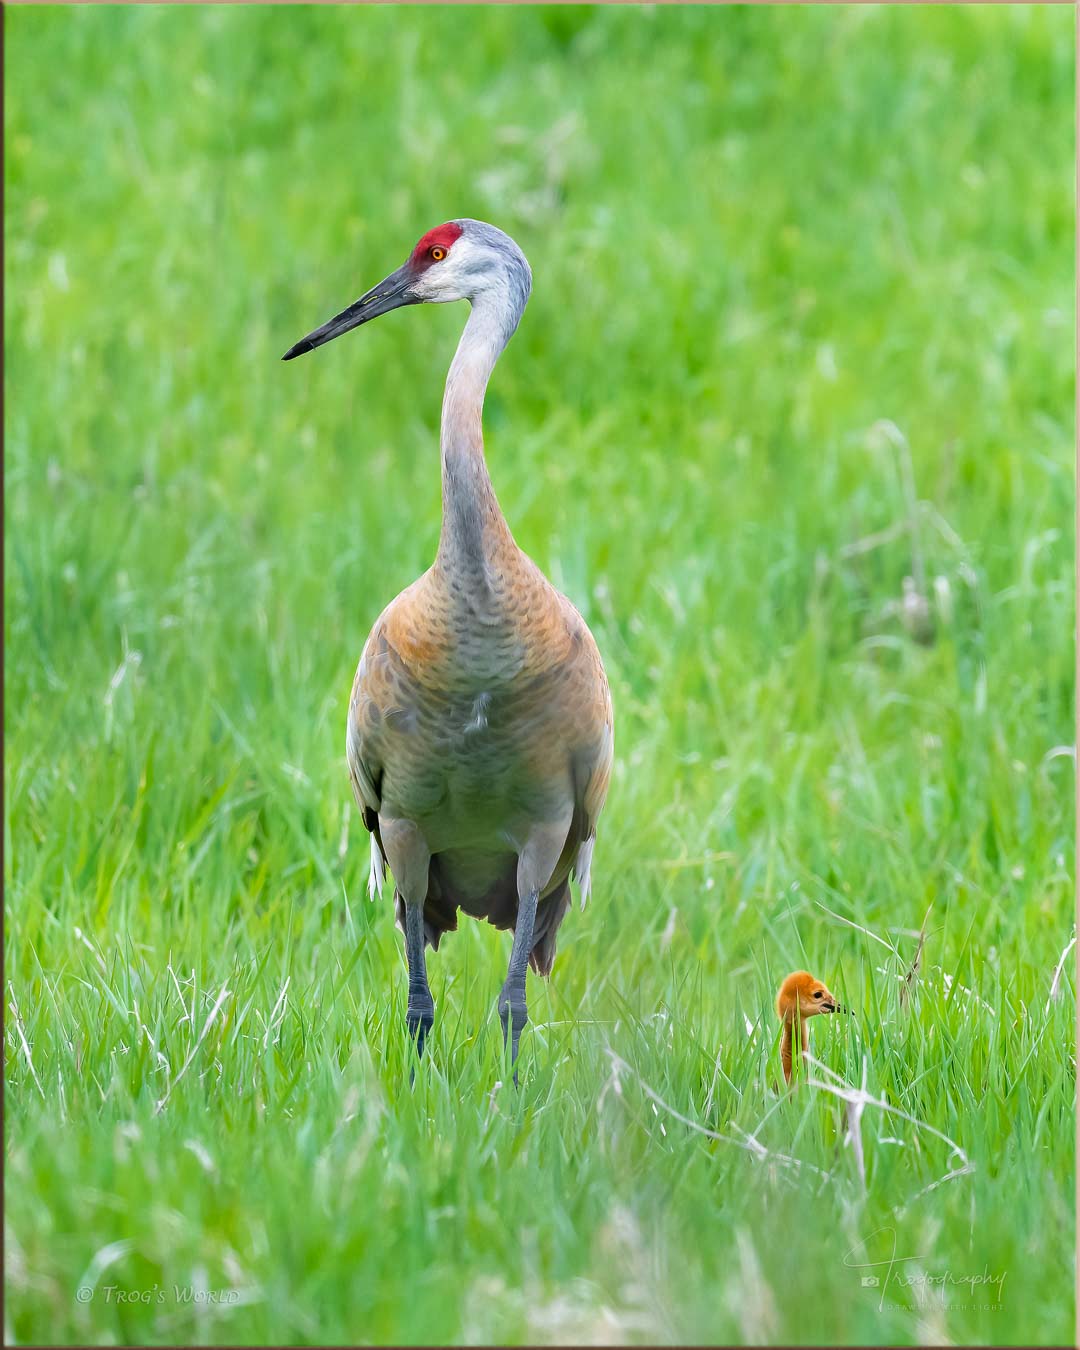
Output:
[410,222,463,270]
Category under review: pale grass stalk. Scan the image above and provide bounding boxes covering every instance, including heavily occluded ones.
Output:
[7,984,44,1101]
[262,976,291,1051]
[167,961,194,1027]
[155,984,231,1114]
[813,899,899,954]
[803,1054,970,1167]
[76,1239,135,1296]
[900,901,934,1009]
[845,1057,868,1193]
[1044,929,1076,1014]
[905,1162,976,1207]
[604,1048,830,1182]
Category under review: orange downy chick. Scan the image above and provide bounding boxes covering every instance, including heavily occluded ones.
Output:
[776,970,845,1085]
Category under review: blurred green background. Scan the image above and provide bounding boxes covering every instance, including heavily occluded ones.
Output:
[5,5,1075,1345]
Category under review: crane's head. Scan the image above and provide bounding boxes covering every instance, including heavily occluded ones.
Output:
[282,219,532,360]
[775,970,845,1023]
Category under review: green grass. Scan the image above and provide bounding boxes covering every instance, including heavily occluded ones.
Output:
[4,4,1075,1345]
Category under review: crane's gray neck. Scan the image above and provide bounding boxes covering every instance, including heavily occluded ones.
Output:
[436,277,528,578]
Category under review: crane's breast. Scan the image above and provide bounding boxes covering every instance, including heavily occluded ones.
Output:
[346,569,611,852]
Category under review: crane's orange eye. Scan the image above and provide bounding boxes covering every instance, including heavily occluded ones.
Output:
[430,246,446,261]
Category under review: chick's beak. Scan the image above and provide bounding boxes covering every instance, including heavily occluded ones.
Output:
[282,262,418,360]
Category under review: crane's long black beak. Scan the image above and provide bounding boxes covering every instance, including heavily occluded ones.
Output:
[282,262,418,360]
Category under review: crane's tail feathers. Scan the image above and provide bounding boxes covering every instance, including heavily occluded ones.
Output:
[573,835,596,912]
[393,889,451,951]
[368,835,386,901]
[529,881,572,977]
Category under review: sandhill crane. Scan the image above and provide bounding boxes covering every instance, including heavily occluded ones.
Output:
[284,220,614,1073]
[775,971,845,1085]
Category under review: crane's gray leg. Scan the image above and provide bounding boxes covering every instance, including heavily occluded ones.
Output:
[404,897,434,1057]
[499,816,572,1082]
[499,888,538,1076]
[381,817,434,1059]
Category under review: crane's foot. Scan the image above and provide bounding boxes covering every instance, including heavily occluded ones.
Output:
[406,998,434,1060]
[401,892,434,1080]
[498,991,528,1086]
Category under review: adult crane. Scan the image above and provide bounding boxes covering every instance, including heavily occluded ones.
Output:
[284,220,614,1072]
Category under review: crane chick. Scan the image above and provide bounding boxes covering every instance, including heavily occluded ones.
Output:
[776,970,845,1085]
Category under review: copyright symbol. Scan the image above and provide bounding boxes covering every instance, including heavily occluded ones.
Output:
[76,1286,93,1304]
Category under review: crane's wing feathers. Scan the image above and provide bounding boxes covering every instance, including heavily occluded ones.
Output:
[346,622,390,898]
[571,711,614,910]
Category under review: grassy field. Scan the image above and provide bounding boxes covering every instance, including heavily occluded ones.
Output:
[4,5,1075,1345]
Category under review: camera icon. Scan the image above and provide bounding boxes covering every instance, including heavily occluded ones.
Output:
[861,1276,880,1288]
